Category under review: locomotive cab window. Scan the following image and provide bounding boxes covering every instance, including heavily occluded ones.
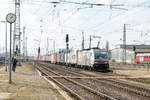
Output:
[94,51,108,60]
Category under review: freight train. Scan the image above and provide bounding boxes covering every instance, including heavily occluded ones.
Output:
[34,48,110,72]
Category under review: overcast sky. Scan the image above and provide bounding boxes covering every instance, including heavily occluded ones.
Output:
[0,0,150,55]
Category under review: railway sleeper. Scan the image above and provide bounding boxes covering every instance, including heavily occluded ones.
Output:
[49,77,85,100]
[37,63,150,98]
[63,77,116,100]
[37,64,116,100]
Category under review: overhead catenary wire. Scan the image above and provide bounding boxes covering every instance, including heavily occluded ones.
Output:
[16,0,150,35]
[20,0,150,32]
[2,0,150,54]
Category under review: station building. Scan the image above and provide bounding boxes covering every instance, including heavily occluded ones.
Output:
[110,45,150,64]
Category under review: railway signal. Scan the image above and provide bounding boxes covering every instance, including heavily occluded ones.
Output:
[133,45,136,64]
[66,34,69,42]
[133,45,136,51]
[66,34,69,50]
[66,34,69,65]
[38,47,40,60]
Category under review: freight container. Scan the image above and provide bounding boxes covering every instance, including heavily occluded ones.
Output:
[60,51,65,64]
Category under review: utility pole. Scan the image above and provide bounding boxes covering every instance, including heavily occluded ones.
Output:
[123,24,126,64]
[106,40,109,59]
[106,40,109,52]
[82,32,84,50]
[66,34,69,64]
[1,21,8,71]
[89,35,92,49]
[38,47,40,61]
[46,37,49,55]
[97,41,100,48]
[25,37,28,61]
[5,21,7,71]
[13,0,21,58]
[66,34,69,51]
[53,40,55,54]
[23,26,25,61]
[133,45,136,64]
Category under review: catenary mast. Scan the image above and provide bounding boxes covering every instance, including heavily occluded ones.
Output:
[13,0,21,57]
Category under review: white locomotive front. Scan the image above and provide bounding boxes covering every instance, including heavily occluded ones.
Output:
[77,48,109,71]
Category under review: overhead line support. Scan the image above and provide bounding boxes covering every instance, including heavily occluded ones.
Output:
[13,0,21,58]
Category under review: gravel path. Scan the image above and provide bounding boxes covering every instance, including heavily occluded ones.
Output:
[0,63,66,100]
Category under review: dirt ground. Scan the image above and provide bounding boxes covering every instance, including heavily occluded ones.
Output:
[0,63,66,100]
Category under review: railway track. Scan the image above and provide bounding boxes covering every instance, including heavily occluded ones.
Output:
[49,64,150,98]
[36,63,150,100]
[36,63,116,100]
[125,78,150,85]
[53,63,150,87]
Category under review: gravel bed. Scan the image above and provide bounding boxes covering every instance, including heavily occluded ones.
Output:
[38,63,150,100]
[54,77,107,100]
[126,78,150,84]
[72,78,149,100]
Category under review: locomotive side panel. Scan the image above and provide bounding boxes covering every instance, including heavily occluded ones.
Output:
[68,50,77,66]
[77,50,94,67]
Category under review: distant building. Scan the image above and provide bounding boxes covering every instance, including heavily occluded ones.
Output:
[0,53,5,57]
[110,45,150,64]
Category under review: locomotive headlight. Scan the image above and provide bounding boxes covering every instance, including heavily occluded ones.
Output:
[94,61,98,64]
[104,61,108,64]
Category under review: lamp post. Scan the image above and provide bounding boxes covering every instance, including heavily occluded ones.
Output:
[6,13,16,84]
[1,20,7,72]
[25,37,28,61]
[49,39,55,54]
[33,39,41,61]
[47,37,49,56]
[46,38,57,55]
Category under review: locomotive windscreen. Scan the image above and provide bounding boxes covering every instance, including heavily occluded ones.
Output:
[94,50,108,60]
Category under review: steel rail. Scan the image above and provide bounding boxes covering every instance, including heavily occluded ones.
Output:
[101,78,150,98]
[36,64,117,100]
[43,66,116,100]
[97,78,150,98]
[50,63,150,91]
[36,65,85,100]
[63,65,150,98]
[126,78,150,85]
[43,63,150,99]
